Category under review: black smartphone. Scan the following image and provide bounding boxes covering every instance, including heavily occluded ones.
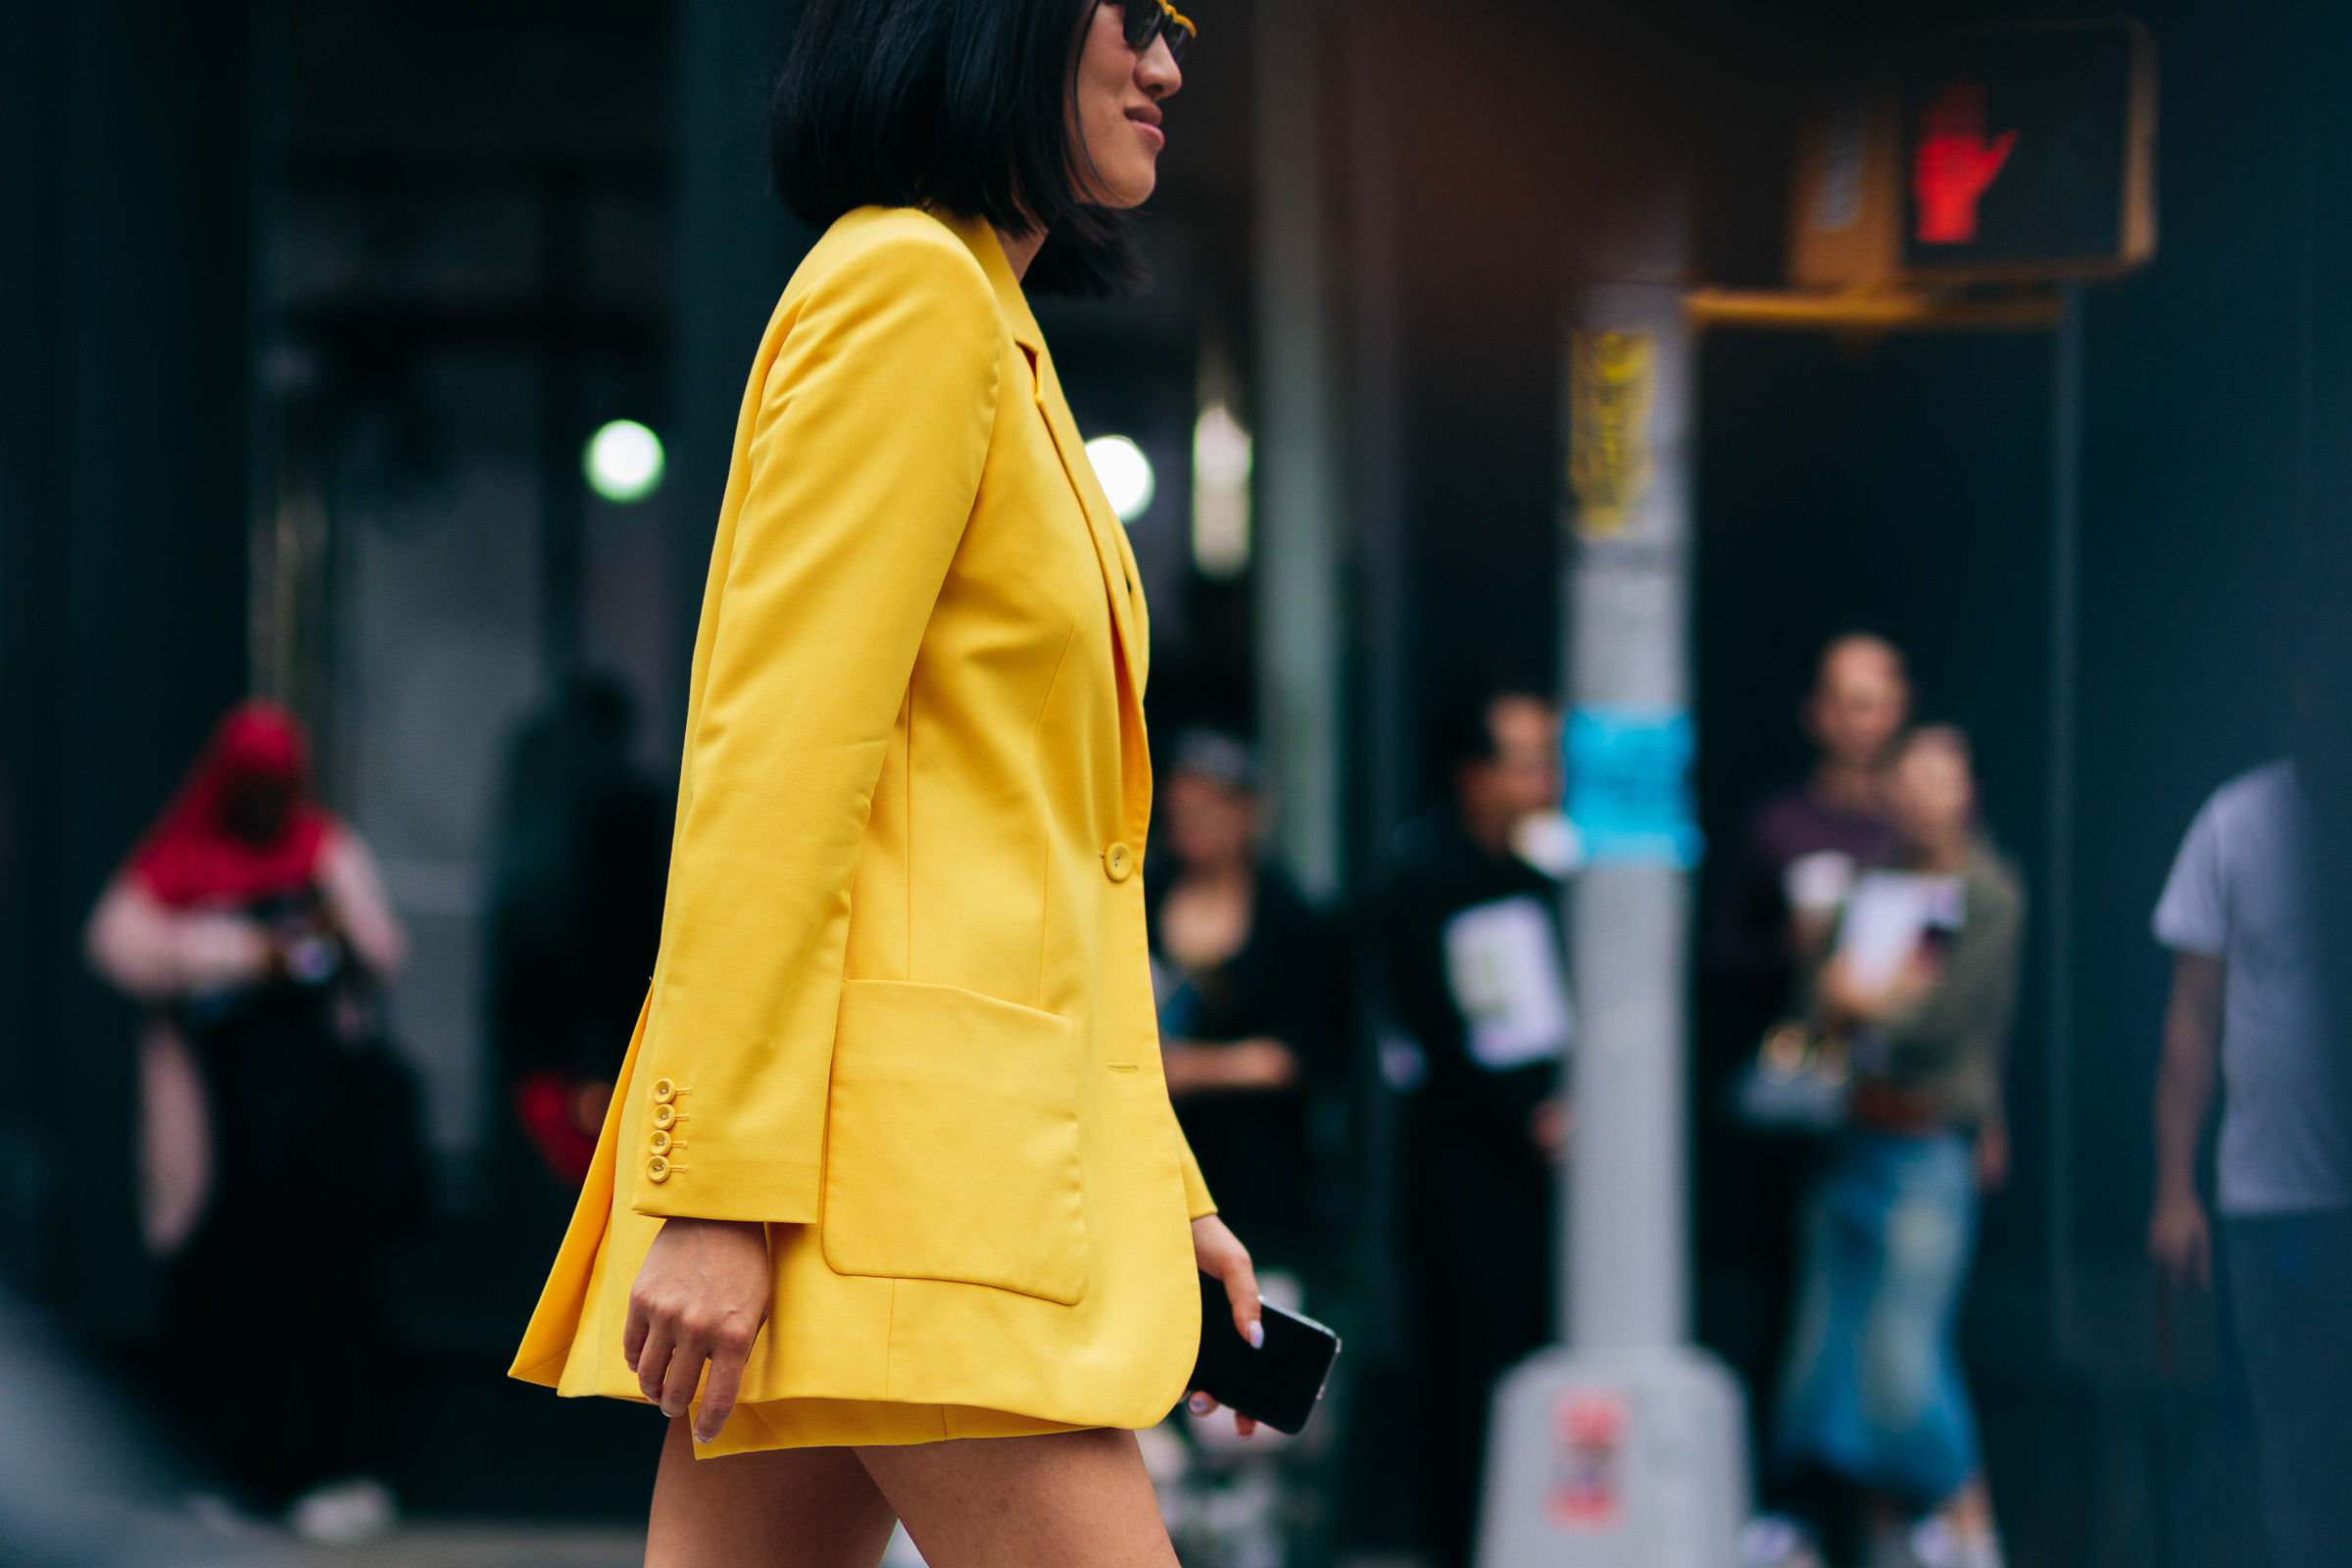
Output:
[1189,1273,1341,1436]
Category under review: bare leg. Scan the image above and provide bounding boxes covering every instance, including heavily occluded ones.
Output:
[855,1428,1177,1568]
[647,1417,900,1568]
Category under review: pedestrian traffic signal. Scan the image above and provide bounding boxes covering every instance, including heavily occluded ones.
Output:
[1787,20,2155,291]
[1911,78,2017,247]
[1900,22,2156,277]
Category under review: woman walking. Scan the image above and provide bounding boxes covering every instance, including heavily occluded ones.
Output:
[1774,726,2024,1568]
[509,3,1260,1564]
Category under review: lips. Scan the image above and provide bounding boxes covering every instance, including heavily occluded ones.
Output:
[1127,107,1165,150]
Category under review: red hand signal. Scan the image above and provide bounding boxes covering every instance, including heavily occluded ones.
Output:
[1913,79,2017,244]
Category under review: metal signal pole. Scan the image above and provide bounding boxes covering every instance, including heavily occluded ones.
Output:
[1477,192,1747,1568]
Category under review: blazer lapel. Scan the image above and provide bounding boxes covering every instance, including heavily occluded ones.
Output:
[945,217,1150,696]
[1030,351,1151,694]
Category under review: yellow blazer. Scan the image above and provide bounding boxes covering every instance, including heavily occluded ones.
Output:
[510,208,1215,1454]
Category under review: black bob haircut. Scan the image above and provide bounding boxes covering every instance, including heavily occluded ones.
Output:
[769,0,1149,299]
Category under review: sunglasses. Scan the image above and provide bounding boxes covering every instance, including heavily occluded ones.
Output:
[1121,0,1195,66]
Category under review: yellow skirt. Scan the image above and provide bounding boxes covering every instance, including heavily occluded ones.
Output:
[692,1398,1082,1458]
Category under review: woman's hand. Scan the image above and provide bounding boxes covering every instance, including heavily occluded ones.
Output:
[624,1217,771,1446]
[1819,949,1937,1028]
[1186,1214,1262,1437]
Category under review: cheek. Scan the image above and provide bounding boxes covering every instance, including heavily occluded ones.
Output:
[1090,92,1129,150]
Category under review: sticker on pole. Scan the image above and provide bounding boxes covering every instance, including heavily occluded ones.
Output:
[1566,706,1703,868]
[1568,331,1654,539]
[1546,1389,1629,1531]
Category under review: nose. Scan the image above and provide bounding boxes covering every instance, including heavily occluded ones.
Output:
[1140,35,1182,96]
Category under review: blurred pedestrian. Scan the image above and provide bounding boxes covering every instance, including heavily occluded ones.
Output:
[85,700,419,1540]
[1149,727,1348,1555]
[1382,688,1572,1568]
[2147,752,2350,1568]
[487,672,668,1189]
[1707,634,1910,1477]
[1714,634,1912,1033]
[1774,726,2022,1568]
[1151,728,1347,1272]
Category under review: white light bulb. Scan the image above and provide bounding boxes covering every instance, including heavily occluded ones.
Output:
[1084,434,1155,522]
[584,419,666,504]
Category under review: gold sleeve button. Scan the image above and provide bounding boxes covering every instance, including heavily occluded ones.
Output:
[1103,842,1135,882]
[646,1155,670,1183]
[648,1130,671,1155]
[651,1103,676,1131]
[651,1078,676,1103]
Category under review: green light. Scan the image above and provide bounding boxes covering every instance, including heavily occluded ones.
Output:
[584,419,665,503]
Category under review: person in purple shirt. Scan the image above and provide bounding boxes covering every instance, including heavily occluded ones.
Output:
[1715,634,1913,997]
[1704,633,1911,1551]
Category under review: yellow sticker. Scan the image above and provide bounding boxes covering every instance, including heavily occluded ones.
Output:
[1569,332,1655,539]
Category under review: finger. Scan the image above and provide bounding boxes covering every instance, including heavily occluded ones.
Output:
[660,1333,709,1420]
[1236,1414,1259,1439]
[1220,1252,1263,1348]
[623,1298,651,1373]
[1187,1392,1216,1418]
[634,1320,676,1404]
[694,1330,753,1446]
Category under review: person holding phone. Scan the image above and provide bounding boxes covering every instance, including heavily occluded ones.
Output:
[508,3,1261,1564]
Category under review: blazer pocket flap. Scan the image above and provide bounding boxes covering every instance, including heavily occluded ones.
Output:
[821,980,1089,1304]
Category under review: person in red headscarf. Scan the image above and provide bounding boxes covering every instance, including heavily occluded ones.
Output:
[90,702,406,1249]
[85,701,414,1539]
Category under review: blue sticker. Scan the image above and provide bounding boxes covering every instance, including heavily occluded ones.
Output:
[1566,706,1704,868]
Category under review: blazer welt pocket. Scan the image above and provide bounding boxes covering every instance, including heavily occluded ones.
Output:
[820,979,1089,1304]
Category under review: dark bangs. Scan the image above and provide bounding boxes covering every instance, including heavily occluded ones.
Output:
[769,0,1149,299]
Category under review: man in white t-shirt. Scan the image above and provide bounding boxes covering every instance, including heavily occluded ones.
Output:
[2148,758,2350,1568]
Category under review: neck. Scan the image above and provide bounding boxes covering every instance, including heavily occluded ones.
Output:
[995,224,1046,281]
[1810,759,1883,815]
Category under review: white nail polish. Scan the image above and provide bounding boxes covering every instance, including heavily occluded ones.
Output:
[1247,1320,1264,1349]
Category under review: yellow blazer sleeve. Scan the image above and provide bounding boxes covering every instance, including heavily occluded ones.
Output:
[632,225,1002,1224]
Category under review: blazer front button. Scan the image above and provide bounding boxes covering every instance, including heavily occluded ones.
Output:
[646,1155,671,1184]
[1103,842,1135,882]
